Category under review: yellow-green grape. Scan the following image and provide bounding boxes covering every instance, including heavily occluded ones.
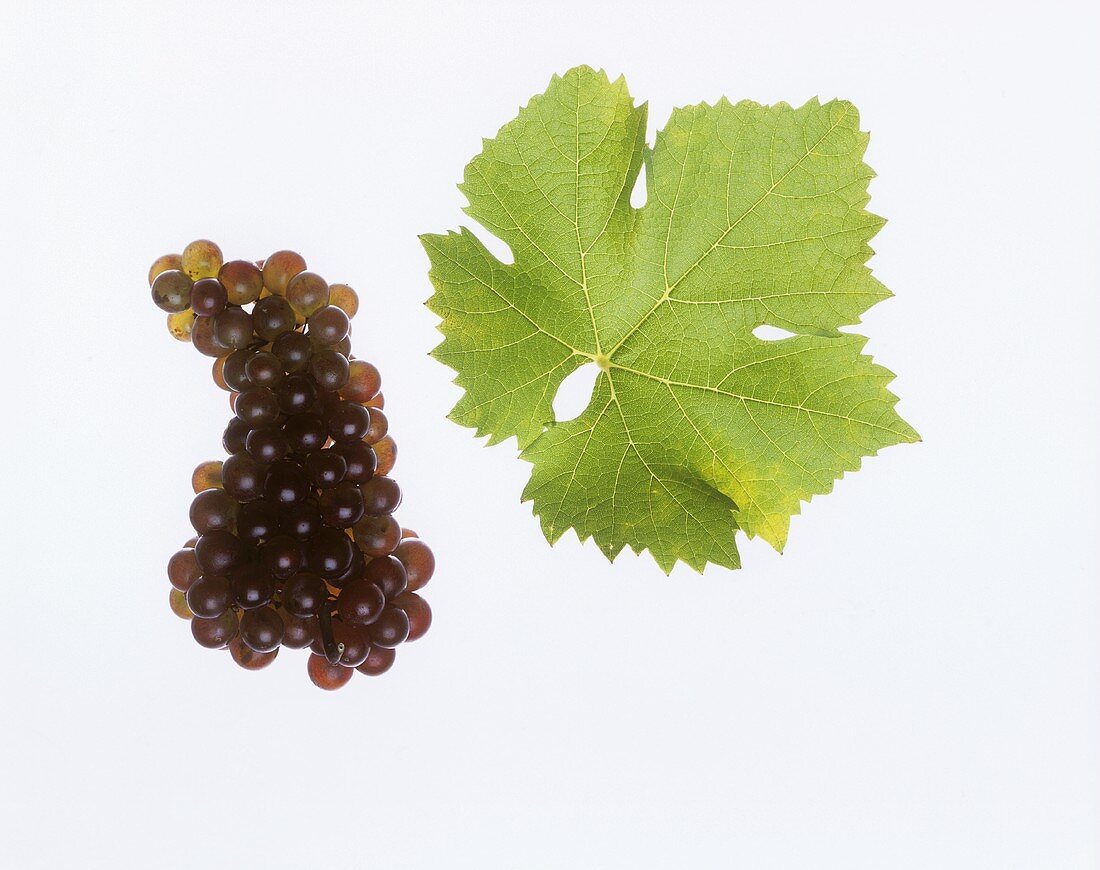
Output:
[329,283,359,319]
[166,309,197,342]
[181,239,224,280]
[262,250,306,296]
[149,253,182,286]
[286,271,330,317]
[218,259,264,305]
[191,460,224,493]
[169,587,193,620]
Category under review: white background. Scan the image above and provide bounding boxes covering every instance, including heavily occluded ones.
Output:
[1,2,1097,867]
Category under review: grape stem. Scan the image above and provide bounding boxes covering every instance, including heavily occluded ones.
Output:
[318,607,344,664]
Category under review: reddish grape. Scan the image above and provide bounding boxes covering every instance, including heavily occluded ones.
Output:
[307,653,353,690]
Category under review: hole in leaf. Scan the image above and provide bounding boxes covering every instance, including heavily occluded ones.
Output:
[630,161,647,208]
[552,362,599,422]
[476,228,515,265]
[752,324,798,342]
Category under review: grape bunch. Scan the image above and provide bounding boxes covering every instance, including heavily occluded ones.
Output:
[153,240,435,690]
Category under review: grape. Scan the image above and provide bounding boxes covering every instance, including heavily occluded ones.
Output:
[356,645,395,676]
[368,606,410,649]
[189,488,239,534]
[236,500,281,545]
[183,536,200,548]
[151,270,193,312]
[221,451,266,502]
[371,436,397,476]
[169,587,193,620]
[219,260,263,305]
[181,239,224,280]
[361,476,402,516]
[286,271,330,317]
[363,555,407,599]
[263,459,310,505]
[240,606,284,653]
[401,528,418,539]
[222,416,251,455]
[364,408,388,444]
[335,440,376,484]
[341,360,381,403]
[229,563,275,609]
[272,331,312,373]
[166,309,197,342]
[253,296,296,340]
[353,515,401,557]
[307,306,349,347]
[244,351,285,388]
[259,533,303,580]
[395,538,435,592]
[229,637,278,670]
[308,348,350,392]
[307,527,355,578]
[337,578,385,626]
[213,307,254,349]
[149,253,182,285]
[186,574,232,618]
[194,531,244,575]
[364,392,385,410]
[318,481,365,529]
[393,592,431,641]
[280,610,318,649]
[191,315,233,358]
[191,277,228,317]
[262,250,306,295]
[304,449,347,489]
[334,335,352,358]
[192,609,239,649]
[276,375,318,416]
[282,413,326,453]
[245,427,289,464]
[190,460,223,494]
[307,653,353,690]
[222,349,253,392]
[235,387,280,428]
[168,548,201,591]
[325,401,370,443]
[328,283,359,318]
[281,501,323,540]
[330,544,365,589]
[283,572,328,617]
[333,621,370,667]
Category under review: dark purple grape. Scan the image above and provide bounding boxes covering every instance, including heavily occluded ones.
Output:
[229,637,278,669]
[263,459,310,505]
[307,305,349,346]
[309,349,350,391]
[333,621,371,667]
[189,488,239,534]
[245,427,289,464]
[282,413,327,454]
[229,563,275,609]
[335,440,376,484]
[324,401,370,443]
[213,307,254,349]
[191,277,228,317]
[236,500,280,545]
[235,387,280,428]
[252,295,296,340]
[356,645,395,676]
[223,349,254,392]
[276,375,318,416]
[360,475,402,516]
[192,315,232,358]
[221,451,266,502]
[363,555,407,599]
[185,574,232,618]
[353,515,400,557]
[368,606,410,649]
[194,531,244,575]
[192,610,239,649]
[318,481,364,528]
[168,548,201,591]
[245,351,285,388]
[304,450,347,489]
[259,534,302,579]
[280,610,318,649]
[239,606,284,653]
[280,501,323,540]
[337,578,385,626]
[282,572,328,617]
[222,416,252,454]
[393,592,431,641]
[307,527,355,578]
[272,331,313,373]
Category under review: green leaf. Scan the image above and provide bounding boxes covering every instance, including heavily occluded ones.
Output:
[422,66,918,573]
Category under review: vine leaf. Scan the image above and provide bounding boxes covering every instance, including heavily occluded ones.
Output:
[421,66,918,572]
